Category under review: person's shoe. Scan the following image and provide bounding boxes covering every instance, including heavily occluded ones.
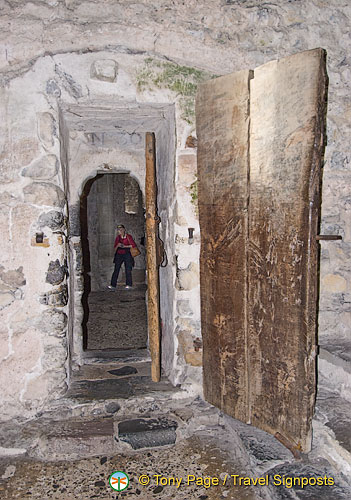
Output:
[125,285,132,289]
[107,285,116,291]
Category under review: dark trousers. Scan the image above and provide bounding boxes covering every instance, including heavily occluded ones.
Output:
[111,252,133,287]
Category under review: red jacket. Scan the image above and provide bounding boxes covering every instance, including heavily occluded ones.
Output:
[114,234,137,254]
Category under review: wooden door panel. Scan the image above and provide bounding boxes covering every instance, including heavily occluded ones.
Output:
[196,70,252,423]
[248,50,327,451]
[197,49,327,452]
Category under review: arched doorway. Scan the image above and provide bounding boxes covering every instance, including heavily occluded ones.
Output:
[80,172,147,352]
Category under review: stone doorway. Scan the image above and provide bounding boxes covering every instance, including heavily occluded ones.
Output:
[80,172,147,352]
[60,102,176,387]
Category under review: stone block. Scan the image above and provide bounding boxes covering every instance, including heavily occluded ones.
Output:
[118,417,178,450]
[68,203,80,236]
[177,329,202,366]
[37,112,56,148]
[0,266,26,287]
[39,284,68,307]
[176,317,197,334]
[23,182,65,207]
[38,210,64,230]
[21,154,58,180]
[35,418,115,460]
[46,259,66,285]
[176,262,199,290]
[322,274,347,293]
[90,59,118,82]
[177,152,197,185]
[105,402,121,414]
[177,299,193,316]
[184,350,202,367]
[35,309,67,335]
[42,336,67,370]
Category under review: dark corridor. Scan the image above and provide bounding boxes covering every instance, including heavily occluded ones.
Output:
[80,173,147,351]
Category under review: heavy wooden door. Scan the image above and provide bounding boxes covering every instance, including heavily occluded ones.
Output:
[145,132,161,382]
[196,49,327,453]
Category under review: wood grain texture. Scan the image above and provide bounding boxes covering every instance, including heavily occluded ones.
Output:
[248,49,327,452]
[196,49,327,452]
[196,70,252,422]
[145,132,161,382]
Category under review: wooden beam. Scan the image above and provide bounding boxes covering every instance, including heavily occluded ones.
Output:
[145,132,161,382]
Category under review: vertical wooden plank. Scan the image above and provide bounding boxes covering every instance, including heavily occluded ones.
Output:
[196,71,252,422]
[248,49,327,452]
[145,132,161,382]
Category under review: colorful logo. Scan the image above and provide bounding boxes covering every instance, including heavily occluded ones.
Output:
[109,471,130,491]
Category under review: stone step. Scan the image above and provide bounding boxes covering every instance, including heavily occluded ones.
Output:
[83,348,151,364]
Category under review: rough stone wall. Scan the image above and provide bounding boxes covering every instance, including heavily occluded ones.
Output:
[0,0,350,418]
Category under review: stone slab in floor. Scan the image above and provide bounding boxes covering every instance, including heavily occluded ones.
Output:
[118,417,178,449]
[86,286,147,350]
[35,418,115,460]
[66,375,178,402]
[83,348,150,363]
[0,434,262,500]
[1,396,350,499]
[72,360,151,381]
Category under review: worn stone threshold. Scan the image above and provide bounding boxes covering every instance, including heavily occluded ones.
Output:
[67,360,177,403]
[82,347,150,364]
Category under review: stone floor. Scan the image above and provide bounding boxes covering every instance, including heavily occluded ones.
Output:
[86,285,147,350]
[1,359,351,500]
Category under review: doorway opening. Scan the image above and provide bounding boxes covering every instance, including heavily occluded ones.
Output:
[61,102,176,393]
[80,172,147,352]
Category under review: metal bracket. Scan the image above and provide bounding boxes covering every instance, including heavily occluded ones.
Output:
[316,235,342,240]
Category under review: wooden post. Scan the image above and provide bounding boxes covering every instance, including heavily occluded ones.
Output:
[145,132,161,382]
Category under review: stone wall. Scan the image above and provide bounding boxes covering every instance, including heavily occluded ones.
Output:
[0,0,350,419]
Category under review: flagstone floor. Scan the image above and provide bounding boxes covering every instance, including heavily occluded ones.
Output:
[86,285,147,350]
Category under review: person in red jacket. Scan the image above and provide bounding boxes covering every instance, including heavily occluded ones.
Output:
[108,224,137,290]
